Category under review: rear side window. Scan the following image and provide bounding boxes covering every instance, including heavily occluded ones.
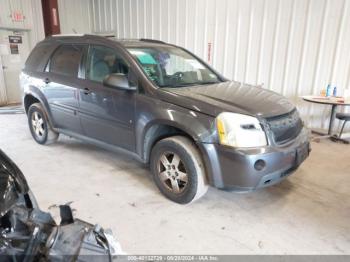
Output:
[49,44,83,77]
[25,43,57,72]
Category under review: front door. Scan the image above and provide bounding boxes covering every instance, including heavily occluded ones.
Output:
[0,30,30,105]
[79,45,135,151]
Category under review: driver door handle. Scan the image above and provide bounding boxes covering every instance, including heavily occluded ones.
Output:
[83,88,91,95]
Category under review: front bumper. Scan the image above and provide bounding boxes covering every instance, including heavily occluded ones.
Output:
[200,127,310,190]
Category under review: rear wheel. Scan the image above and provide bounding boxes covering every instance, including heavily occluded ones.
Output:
[28,103,58,145]
[150,136,208,204]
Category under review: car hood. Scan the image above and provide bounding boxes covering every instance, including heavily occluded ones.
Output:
[0,149,29,217]
[159,81,295,118]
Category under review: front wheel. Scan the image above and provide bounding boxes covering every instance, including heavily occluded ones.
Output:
[150,136,208,204]
[28,103,59,145]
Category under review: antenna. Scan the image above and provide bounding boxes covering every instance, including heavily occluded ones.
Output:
[72,28,77,34]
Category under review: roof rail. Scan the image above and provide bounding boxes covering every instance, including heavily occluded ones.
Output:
[140,38,166,44]
[51,34,85,37]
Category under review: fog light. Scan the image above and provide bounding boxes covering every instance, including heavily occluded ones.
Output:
[254,159,266,171]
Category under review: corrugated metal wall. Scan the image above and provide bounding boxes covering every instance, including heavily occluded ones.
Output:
[88,0,350,131]
[58,0,93,34]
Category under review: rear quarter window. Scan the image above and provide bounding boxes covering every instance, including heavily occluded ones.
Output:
[49,44,83,78]
[24,43,57,72]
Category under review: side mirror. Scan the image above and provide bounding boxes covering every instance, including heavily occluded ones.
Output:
[103,73,136,91]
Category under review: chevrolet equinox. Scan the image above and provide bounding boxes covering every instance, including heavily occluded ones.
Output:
[20,35,310,204]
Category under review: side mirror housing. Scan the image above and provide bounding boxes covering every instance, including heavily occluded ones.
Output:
[103,73,136,91]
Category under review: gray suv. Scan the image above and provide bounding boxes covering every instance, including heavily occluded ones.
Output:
[20,35,310,204]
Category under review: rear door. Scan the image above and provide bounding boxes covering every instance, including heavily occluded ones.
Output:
[43,44,85,134]
[79,45,136,151]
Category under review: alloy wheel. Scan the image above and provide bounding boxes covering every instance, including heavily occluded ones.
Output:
[157,152,188,194]
[31,111,45,138]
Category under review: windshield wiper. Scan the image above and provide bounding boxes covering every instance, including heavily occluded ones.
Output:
[161,81,220,88]
[176,81,220,87]
[161,83,197,88]
[199,81,220,85]
[174,83,199,87]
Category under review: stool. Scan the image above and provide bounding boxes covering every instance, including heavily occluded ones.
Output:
[336,112,350,138]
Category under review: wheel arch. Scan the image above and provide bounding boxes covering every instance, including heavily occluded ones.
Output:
[24,94,40,113]
[23,86,55,128]
[139,117,217,188]
[141,121,192,163]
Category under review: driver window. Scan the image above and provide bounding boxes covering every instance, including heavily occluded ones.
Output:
[86,45,129,83]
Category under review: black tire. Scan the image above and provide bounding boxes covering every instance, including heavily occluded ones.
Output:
[28,103,58,145]
[150,136,208,204]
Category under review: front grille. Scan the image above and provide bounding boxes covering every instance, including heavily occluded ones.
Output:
[266,109,303,144]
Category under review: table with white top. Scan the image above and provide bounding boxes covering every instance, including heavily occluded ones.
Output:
[302,95,350,142]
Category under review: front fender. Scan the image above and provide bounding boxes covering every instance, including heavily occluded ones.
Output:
[135,95,217,161]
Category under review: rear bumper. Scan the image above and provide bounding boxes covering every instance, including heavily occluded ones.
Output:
[199,127,310,190]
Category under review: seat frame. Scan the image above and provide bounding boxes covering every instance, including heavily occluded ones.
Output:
[339,119,348,138]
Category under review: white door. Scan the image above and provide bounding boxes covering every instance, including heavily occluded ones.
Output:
[0,55,7,105]
[0,30,30,106]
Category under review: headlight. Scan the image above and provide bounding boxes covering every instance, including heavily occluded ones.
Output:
[216,112,267,148]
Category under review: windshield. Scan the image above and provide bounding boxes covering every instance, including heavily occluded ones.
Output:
[127,46,221,87]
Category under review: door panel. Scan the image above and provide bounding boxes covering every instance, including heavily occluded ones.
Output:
[79,82,135,151]
[1,56,21,104]
[79,45,135,151]
[0,56,6,105]
[0,30,30,105]
[44,76,83,134]
[44,44,84,134]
